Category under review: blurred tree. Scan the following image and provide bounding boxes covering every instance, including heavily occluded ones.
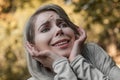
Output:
[0,0,120,80]
[0,0,45,80]
[72,0,120,66]
[1,0,69,80]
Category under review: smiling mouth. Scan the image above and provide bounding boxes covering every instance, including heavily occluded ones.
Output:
[51,39,70,49]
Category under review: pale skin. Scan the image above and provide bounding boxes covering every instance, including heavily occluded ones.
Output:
[25,11,86,70]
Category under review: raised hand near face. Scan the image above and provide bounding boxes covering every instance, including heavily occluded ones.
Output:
[25,42,63,70]
[69,27,87,62]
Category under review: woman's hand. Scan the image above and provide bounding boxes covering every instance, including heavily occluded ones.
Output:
[69,27,87,62]
[25,42,63,70]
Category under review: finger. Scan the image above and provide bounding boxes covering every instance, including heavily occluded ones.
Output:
[31,47,40,57]
[78,27,85,36]
[36,50,50,57]
[33,57,43,64]
[25,41,39,57]
[25,41,34,55]
[31,50,49,59]
[77,27,87,41]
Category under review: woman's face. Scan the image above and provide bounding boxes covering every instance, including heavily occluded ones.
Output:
[34,11,76,58]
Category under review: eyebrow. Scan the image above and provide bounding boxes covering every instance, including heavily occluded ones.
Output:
[56,18,63,22]
[38,15,53,31]
[37,18,64,31]
[56,18,64,23]
[38,21,49,31]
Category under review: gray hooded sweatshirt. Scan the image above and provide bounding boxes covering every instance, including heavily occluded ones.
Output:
[26,43,120,80]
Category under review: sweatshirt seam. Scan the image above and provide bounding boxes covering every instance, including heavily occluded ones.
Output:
[70,55,83,67]
[52,58,68,69]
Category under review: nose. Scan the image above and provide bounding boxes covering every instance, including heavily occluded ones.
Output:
[55,27,64,37]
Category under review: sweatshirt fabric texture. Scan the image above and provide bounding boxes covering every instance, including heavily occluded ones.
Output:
[26,43,120,80]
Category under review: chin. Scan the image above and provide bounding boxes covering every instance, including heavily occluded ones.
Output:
[61,52,71,58]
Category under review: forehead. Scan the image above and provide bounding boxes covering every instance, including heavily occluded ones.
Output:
[35,11,60,24]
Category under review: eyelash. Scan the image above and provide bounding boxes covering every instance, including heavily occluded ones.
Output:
[58,22,68,28]
[41,26,50,33]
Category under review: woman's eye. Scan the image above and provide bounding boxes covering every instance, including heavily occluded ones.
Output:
[41,28,50,33]
[60,22,68,28]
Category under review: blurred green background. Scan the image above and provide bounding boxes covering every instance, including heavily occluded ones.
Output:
[0,0,120,80]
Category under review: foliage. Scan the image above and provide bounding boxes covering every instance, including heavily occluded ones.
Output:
[72,0,120,64]
[0,0,120,79]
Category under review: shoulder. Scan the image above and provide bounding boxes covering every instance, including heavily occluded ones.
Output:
[85,42,99,47]
[82,42,102,54]
[84,42,100,50]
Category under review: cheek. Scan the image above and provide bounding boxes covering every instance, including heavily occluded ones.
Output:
[34,34,51,50]
[64,28,76,40]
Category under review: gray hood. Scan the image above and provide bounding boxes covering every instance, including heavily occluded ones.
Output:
[26,51,54,80]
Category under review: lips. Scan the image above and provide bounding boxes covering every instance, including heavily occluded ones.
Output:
[51,39,70,48]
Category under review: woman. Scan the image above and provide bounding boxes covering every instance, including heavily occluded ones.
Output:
[24,4,120,80]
